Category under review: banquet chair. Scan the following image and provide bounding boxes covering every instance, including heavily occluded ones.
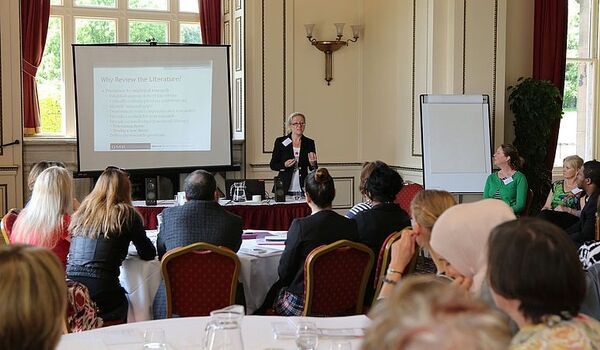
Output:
[394,183,424,216]
[161,242,240,318]
[0,208,19,244]
[302,240,374,316]
[372,228,418,303]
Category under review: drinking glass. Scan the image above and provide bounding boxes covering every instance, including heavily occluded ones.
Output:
[143,328,167,350]
[295,322,318,350]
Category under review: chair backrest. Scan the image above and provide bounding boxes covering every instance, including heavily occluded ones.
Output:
[522,188,534,216]
[371,228,418,303]
[303,240,374,316]
[595,214,599,241]
[394,183,424,216]
[65,279,103,332]
[0,209,18,245]
[161,242,240,318]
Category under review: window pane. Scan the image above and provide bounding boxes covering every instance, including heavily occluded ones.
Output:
[567,0,592,58]
[179,0,198,13]
[129,20,168,43]
[74,0,116,8]
[37,17,64,134]
[128,0,168,11]
[75,18,117,44]
[51,0,63,5]
[555,61,594,165]
[180,23,201,43]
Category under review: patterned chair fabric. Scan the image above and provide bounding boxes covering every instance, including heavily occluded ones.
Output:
[303,240,374,316]
[66,279,103,332]
[394,183,424,216]
[372,228,418,303]
[0,209,19,244]
[162,242,240,318]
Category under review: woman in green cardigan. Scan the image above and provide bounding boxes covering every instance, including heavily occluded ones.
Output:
[483,144,528,215]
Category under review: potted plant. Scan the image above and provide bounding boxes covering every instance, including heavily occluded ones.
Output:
[507,77,563,215]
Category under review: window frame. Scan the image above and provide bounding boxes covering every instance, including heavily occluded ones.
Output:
[45,0,200,137]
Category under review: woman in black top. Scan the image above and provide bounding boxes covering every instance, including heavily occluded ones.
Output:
[269,112,318,195]
[353,161,411,303]
[273,168,358,316]
[67,167,156,322]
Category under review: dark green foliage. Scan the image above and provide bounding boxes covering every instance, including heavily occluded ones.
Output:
[508,77,563,215]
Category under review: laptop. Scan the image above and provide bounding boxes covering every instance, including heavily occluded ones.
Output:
[225,179,267,200]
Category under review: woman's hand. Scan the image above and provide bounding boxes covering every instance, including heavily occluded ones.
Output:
[284,159,297,168]
[308,152,317,167]
[388,229,417,272]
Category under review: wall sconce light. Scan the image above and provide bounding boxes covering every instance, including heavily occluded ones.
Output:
[305,23,361,85]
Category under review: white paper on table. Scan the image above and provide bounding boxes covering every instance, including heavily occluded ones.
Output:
[238,246,283,257]
[271,320,364,339]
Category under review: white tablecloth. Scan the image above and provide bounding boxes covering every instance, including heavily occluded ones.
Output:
[120,237,284,322]
[57,315,370,350]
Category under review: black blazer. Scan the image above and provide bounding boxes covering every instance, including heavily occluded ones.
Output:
[567,192,599,248]
[277,210,359,296]
[269,134,317,192]
[156,200,243,259]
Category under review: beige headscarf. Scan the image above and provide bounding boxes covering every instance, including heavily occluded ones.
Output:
[430,199,516,294]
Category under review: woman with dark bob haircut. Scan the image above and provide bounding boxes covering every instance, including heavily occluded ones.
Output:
[266,168,359,316]
[353,161,411,304]
[488,218,600,348]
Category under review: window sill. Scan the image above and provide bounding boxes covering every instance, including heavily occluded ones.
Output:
[23,136,77,146]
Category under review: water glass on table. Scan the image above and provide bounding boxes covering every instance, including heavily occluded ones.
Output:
[143,328,167,350]
[296,321,318,350]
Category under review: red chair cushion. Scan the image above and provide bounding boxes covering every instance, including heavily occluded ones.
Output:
[305,246,371,316]
[394,183,424,216]
[166,250,236,317]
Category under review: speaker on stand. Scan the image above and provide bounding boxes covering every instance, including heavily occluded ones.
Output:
[274,176,286,202]
[145,177,158,206]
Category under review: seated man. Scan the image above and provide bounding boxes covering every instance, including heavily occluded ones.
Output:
[152,170,243,319]
[566,160,600,248]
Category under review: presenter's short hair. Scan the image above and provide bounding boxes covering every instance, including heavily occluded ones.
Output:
[184,170,216,200]
[0,244,67,350]
[286,112,306,127]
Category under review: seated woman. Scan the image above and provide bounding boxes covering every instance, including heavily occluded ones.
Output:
[483,144,528,215]
[0,245,67,350]
[362,275,511,350]
[488,218,600,348]
[67,167,156,323]
[11,166,73,267]
[429,199,515,296]
[272,168,359,316]
[345,161,380,218]
[378,190,456,299]
[538,155,584,229]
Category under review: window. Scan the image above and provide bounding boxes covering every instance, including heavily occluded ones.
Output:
[555,0,597,165]
[36,0,201,136]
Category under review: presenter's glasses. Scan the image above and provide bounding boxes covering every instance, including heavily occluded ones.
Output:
[291,122,306,127]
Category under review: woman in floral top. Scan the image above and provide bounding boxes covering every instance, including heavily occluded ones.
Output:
[539,155,584,229]
[487,218,600,350]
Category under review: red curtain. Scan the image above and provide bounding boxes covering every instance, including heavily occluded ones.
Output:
[199,0,221,45]
[532,0,568,172]
[21,0,51,136]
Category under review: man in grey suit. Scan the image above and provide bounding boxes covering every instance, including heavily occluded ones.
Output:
[152,170,243,319]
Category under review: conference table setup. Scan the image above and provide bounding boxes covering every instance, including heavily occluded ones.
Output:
[134,197,311,231]
[57,314,369,349]
[122,229,288,321]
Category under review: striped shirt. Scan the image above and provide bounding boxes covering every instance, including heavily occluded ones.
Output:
[346,202,373,219]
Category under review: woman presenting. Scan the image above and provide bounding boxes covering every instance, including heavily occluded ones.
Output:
[270,112,318,195]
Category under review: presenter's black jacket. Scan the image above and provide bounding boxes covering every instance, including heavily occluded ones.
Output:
[269,133,317,192]
[277,210,359,296]
[566,192,599,248]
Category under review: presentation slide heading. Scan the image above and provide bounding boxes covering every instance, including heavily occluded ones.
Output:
[100,76,182,83]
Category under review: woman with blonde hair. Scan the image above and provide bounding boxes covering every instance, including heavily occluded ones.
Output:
[0,244,67,350]
[539,154,584,229]
[12,166,73,267]
[378,190,456,298]
[363,275,511,350]
[67,167,156,323]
